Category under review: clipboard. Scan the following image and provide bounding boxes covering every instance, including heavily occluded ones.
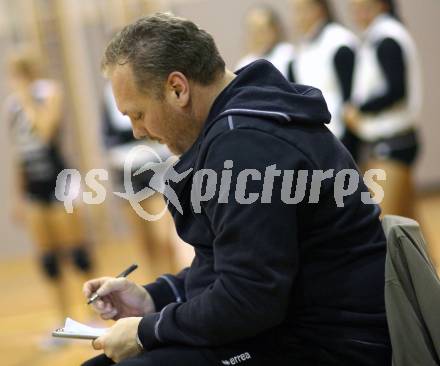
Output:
[52,328,100,340]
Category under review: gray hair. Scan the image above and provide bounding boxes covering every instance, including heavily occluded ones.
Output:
[102,12,226,97]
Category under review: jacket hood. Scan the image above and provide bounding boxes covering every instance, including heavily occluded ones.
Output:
[206,59,331,128]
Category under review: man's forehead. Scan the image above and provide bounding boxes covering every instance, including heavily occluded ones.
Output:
[109,64,139,113]
[110,64,135,92]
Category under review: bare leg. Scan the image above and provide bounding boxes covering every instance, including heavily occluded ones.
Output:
[49,203,94,275]
[48,203,96,319]
[26,201,70,322]
[365,159,416,218]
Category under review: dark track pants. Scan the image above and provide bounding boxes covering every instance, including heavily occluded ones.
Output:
[81,343,297,366]
[82,338,391,366]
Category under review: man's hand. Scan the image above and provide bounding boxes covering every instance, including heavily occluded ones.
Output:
[93,317,143,363]
[83,277,155,320]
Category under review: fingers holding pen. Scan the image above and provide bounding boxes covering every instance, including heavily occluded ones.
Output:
[96,278,130,298]
[83,277,113,298]
[83,277,116,316]
[82,266,142,322]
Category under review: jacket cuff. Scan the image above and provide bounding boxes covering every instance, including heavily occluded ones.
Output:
[137,313,162,350]
[144,278,177,312]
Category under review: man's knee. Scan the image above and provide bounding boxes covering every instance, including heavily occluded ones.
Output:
[82,353,154,366]
[116,353,155,366]
[81,354,114,366]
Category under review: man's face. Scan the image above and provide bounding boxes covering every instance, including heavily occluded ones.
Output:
[109,64,195,155]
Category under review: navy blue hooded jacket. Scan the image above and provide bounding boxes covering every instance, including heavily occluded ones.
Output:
[139,60,391,365]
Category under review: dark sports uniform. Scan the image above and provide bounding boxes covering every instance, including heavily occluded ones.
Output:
[288,22,360,161]
[8,80,66,203]
[352,14,422,166]
[7,79,92,278]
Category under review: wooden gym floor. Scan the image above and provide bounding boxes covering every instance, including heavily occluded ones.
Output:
[1,193,440,366]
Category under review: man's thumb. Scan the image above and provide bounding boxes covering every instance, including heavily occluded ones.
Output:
[97,278,127,297]
[92,337,103,350]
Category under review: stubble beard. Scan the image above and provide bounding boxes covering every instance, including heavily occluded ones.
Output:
[163,105,200,156]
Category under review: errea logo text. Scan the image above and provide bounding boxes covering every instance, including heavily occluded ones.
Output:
[221,352,252,365]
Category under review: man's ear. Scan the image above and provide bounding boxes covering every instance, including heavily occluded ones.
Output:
[167,72,190,107]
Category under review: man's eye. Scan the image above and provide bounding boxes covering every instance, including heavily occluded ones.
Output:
[133,113,143,121]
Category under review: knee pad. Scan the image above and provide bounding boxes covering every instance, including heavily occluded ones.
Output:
[40,252,60,279]
[72,247,92,273]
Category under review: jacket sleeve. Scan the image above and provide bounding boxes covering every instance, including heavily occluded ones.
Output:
[333,46,356,102]
[144,268,188,312]
[359,37,406,113]
[138,128,307,349]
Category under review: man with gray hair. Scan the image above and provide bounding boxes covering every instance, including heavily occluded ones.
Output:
[83,12,391,366]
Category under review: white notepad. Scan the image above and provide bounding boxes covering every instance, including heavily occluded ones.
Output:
[52,317,108,340]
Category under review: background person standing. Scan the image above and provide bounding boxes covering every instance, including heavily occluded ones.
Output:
[236,5,295,78]
[290,0,360,160]
[5,50,94,339]
[346,0,422,218]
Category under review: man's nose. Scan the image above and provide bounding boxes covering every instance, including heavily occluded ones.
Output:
[132,128,146,140]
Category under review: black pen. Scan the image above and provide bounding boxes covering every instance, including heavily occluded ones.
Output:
[87,264,138,305]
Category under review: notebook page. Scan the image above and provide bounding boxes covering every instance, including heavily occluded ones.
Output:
[63,317,108,337]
